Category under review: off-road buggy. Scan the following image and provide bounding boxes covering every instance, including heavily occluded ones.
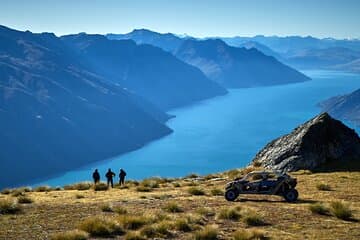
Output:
[224,171,298,202]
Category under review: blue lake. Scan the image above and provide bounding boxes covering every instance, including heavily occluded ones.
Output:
[37,70,360,186]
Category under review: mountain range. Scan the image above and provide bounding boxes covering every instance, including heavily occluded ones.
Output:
[319,88,360,126]
[108,29,311,87]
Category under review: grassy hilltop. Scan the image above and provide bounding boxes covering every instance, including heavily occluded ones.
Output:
[0,168,359,240]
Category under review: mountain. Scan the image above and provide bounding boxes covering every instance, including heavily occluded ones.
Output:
[252,113,360,172]
[0,25,173,188]
[61,33,227,110]
[238,41,282,59]
[222,35,360,54]
[330,59,360,73]
[285,47,360,69]
[319,89,360,126]
[107,29,184,53]
[174,39,310,88]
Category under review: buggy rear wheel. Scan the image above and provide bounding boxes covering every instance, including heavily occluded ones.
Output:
[283,189,298,202]
[225,189,239,201]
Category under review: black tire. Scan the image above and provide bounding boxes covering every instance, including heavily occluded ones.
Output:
[283,189,298,202]
[225,189,238,201]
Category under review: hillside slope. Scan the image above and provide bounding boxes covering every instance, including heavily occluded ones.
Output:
[62,33,227,110]
[0,170,359,239]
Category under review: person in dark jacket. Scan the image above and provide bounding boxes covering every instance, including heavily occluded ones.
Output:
[92,169,100,184]
[119,168,127,186]
[105,168,115,188]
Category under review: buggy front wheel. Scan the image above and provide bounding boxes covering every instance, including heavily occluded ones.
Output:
[225,189,239,201]
[283,189,298,202]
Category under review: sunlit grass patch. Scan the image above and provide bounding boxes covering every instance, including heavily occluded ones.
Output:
[232,229,268,240]
[188,187,206,196]
[330,201,354,221]
[164,201,183,213]
[17,195,33,204]
[217,206,241,221]
[50,230,89,240]
[309,203,330,215]
[124,231,146,240]
[0,199,22,214]
[78,217,124,237]
[194,225,218,240]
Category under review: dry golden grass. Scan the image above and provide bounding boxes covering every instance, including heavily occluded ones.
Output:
[0,171,359,239]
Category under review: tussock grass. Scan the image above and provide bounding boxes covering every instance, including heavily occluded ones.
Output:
[75,194,85,199]
[141,221,173,238]
[114,206,128,215]
[164,201,183,213]
[34,185,52,192]
[93,183,108,191]
[188,187,206,196]
[194,225,218,240]
[217,207,241,221]
[50,230,89,240]
[64,182,92,191]
[0,199,22,214]
[1,188,12,195]
[101,204,113,212]
[316,183,332,191]
[140,178,160,188]
[78,217,124,237]
[210,188,224,196]
[118,215,149,230]
[17,195,33,204]
[232,229,268,240]
[330,201,354,221]
[242,209,266,226]
[185,173,199,179]
[196,207,215,217]
[309,203,330,215]
[172,182,181,187]
[174,218,192,232]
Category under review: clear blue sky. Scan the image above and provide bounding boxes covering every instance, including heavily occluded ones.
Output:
[0,0,359,39]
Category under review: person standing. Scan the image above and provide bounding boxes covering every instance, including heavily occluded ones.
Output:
[119,168,127,186]
[92,169,100,184]
[105,168,115,188]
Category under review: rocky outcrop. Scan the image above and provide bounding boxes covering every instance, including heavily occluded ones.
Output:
[252,113,360,171]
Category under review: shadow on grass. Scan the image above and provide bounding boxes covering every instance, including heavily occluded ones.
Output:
[236,197,318,204]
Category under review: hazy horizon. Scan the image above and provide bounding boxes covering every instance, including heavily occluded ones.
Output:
[1,0,360,39]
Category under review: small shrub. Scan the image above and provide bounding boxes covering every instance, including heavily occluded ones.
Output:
[114,206,128,215]
[172,182,181,187]
[253,161,262,167]
[18,195,33,204]
[125,232,145,240]
[75,194,85,199]
[196,207,215,217]
[118,215,148,230]
[94,183,108,191]
[194,226,218,240]
[141,179,160,188]
[34,185,51,192]
[185,173,199,179]
[188,187,206,196]
[217,207,241,221]
[316,183,332,191]
[330,201,353,220]
[154,221,172,236]
[1,188,12,195]
[64,182,92,191]
[164,202,183,213]
[232,229,268,240]
[136,186,152,192]
[309,203,330,215]
[78,217,124,237]
[50,230,89,240]
[0,199,22,214]
[174,218,192,232]
[226,169,242,179]
[210,188,224,196]
[242,210,266,226]
[101,204,113,212]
